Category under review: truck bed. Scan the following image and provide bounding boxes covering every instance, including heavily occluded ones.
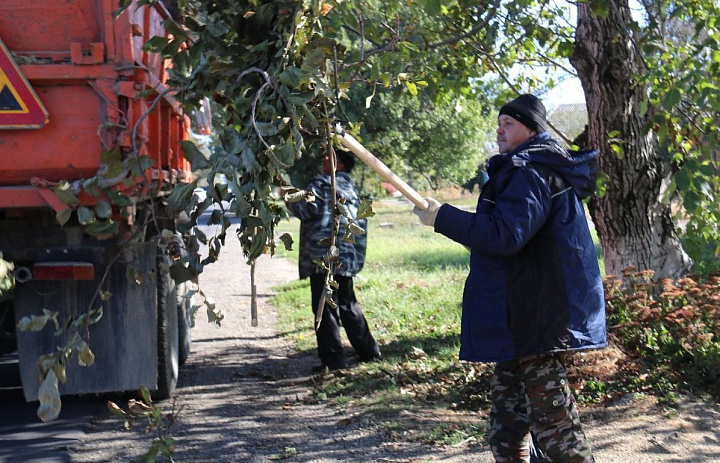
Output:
[0,0,190,189]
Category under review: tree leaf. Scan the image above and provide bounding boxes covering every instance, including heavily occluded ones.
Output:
[87,306,104,325]
[83,177,101,197]
[54,181,80,205]
[113,0,133,18]
[144,36,170,52]
[357,200,375,219]
[101,159,127,180]
[101,148,122,164]
[85,220,119,237]
[77,206,95,225]
[107,401,127,417]
[78,344,95,367]
[37,370,62,422]
[129,155,155,177]
[166,182,195,212]
[279,233,294,251]
[17,311,57,332]
[56,208,73,226]
[663,88,682,110]
[405,81,418,95]
[209,209,223,225]
[347,222,365,237]
[169,262,196,284]
[675,168,690,190]
[205,297,224,326]
[241,148,262,173]
[279,67,303,87]
[95,200,112,219]
[140,386,153,405]
[180,141,212,169]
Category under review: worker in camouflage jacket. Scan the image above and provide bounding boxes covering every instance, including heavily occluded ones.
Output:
[285,149,382,371]
[414,94,605,463]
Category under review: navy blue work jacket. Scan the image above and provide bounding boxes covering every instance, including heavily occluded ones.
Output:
[434,133,606,362]
[286,172,367,280]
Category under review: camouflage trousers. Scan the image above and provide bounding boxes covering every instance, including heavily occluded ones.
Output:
[488,353,594,463]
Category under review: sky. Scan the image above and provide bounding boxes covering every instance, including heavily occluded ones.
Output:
[544,76,585,110]
[540,0,647,111]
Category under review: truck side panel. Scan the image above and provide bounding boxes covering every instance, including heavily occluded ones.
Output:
[0,1,103,53]
[0,84,103,183]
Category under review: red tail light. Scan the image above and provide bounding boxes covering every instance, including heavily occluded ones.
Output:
[32,263,95,281]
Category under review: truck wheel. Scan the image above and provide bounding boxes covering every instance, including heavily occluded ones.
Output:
[155,248,179,400]
[177,280,192,365]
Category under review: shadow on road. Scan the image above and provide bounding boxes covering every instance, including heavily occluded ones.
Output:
[0,353,106,463]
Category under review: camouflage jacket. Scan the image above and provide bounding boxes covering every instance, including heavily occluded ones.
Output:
[286,172,367,279]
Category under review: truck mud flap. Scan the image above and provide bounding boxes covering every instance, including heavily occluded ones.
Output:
[14,241,159,401]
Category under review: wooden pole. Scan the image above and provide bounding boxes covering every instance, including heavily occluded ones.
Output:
[335,124,428,210]
[250,260,258,327]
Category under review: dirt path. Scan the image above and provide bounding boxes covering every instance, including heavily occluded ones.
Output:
[70,236,720,462]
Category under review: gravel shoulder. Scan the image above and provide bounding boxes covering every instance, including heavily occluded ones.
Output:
[70,236,720,462]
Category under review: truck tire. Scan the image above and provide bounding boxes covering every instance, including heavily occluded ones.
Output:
[177,280,192,365]
[0,301,16,356]
[155,247,179,400]
[170,232,192,365]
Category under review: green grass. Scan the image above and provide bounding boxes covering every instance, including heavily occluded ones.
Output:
[273,199,469,354]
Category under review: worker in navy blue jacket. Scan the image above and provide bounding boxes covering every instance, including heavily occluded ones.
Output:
[414,94,606,463]
[286,149,382,371]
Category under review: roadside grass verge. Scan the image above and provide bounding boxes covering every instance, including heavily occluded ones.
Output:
[272,195,720,446]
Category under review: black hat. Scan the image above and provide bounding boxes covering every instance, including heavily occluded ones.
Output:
[335,148,356,173]
[499,94,548,133]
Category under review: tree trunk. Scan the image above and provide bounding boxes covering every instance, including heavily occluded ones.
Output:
[570,0,691,280]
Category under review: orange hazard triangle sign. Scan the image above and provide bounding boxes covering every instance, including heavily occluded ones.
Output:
[0,37,49,129]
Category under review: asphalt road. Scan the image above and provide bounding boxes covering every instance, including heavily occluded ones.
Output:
[0,353,107,463]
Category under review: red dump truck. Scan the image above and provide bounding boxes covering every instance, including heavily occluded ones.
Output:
[0,0,194,403]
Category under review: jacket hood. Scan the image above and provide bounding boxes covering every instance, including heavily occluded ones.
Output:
[488,132,599,199]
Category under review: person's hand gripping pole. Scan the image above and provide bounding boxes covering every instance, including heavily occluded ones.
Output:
[412,197,441,227]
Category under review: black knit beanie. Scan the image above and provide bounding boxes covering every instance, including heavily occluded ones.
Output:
[499,94,548,133]
[335,148,356,173]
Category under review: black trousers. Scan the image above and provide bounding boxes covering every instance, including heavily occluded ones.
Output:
[309,274,380,368]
